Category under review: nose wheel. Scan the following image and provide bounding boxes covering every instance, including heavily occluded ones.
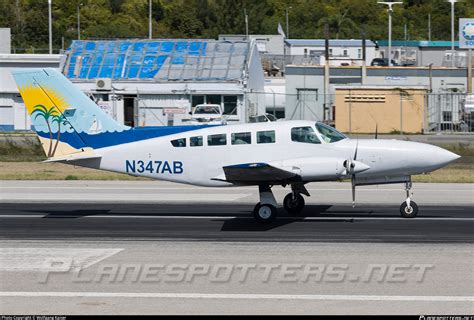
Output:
[400,180,418,218]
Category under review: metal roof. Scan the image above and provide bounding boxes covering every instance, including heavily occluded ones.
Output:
[377,40,460,47]
[285,39,376,47]
[63,39,250,81]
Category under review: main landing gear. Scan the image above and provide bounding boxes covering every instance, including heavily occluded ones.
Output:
[400,180,418,218]
[253,184,308,223]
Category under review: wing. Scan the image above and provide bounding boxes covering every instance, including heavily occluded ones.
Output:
[213,162,302,185]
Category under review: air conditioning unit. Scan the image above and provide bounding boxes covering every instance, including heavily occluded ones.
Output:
[95,78,112,91]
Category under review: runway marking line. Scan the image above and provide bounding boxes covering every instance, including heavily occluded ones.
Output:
[0,215,473,221]
[0,292,472,302]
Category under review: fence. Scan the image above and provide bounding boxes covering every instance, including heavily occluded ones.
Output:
[1,91,472,134]
[250,91,473,134]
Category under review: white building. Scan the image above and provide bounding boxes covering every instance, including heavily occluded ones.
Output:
[0,39,266,131]
[285,39,377,66]
[0,54,63,131]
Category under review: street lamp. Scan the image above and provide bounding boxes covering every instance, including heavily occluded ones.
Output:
[48,0,52,54]
[286,6,292,39]
[77,2,82,40]
[447,0,458,67]
[378,1,403,67]
[149,0,152,39]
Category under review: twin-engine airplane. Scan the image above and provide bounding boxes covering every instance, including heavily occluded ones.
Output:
[13,68,460,223]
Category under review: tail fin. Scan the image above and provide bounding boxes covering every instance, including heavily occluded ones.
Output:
[12,68,128,158]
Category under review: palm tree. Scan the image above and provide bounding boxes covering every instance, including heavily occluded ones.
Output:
[51,113,69,157]
[318,9,358,39]
[31,104,58,157]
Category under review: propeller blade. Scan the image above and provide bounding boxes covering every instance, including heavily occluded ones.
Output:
[375,124,378,139]
[351,176,356,208]
[354,140,359,161]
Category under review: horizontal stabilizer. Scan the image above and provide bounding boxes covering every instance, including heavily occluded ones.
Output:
[43,149,101,163]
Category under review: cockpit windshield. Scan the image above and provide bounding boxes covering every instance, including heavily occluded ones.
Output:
[315,123,347,143]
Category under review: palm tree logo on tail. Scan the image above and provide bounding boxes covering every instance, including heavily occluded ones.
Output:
[32,104,70,158]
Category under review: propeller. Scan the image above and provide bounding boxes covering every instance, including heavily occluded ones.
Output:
[343,140,360,208]
[375,124,378,139]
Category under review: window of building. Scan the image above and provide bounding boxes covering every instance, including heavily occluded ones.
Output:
[223,96,238,115]
[357,48,362,59]
[304,48,308,56]
[171,138,186,147]
[206,95,222,105]
[329,48,333,56]
[442,111,452,122]
[231,132,251,145]
[208,134,227,146]
[291,127,321,144]
[257,130,275,144]
[343,49,348,57]
[190,136,203,147]
[192,95,205,107]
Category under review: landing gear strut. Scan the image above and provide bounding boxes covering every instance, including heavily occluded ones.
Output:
[253,185,277,223]
[400,179,418,218]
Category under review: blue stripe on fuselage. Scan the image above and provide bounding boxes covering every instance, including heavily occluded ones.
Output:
[37,125,216,149]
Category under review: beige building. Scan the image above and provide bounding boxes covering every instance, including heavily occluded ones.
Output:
[335,87,427,134]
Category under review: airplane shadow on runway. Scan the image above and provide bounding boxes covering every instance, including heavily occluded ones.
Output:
[218,205,377,231]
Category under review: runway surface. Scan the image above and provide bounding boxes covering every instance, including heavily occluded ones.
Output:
[0,202,473,243]
[0,181,473,314]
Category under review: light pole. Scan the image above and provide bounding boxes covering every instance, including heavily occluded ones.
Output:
[448,0,458,67]
[149,0,152,39]
[77,2,82,40]
[378,1,403,67]
[48,0,52,54]
[286,6,292,39]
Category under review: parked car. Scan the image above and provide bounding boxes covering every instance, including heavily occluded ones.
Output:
[370,58,398,66]
[249,113,278,123]
[188,104,226,125]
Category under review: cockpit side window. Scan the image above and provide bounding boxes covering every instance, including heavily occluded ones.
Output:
[291,127,321,144]
[171,138,186,147]
[315,123,347,143]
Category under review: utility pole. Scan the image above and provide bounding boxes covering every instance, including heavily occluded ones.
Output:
[286,7,292,39]
[244,8,248,37]
[428,13,431,42]
[149,0,152,39]
[48,0,52,54]
[77,3,81,40]
[378,1,403,67]
[448,0,458,68]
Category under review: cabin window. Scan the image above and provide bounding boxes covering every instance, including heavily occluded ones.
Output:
[208,134,227,146]
[291,127,321,144]
[231,132,251,145]
[257,130,275,144]
[171,138,186,147]
[315,122,346,143]
[190,136,203,147]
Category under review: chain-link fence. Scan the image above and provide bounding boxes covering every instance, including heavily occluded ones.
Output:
[2,90,472,134]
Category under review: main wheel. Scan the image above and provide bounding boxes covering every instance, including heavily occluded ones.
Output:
[400,201,418,218]
[253,203,277,223]
[283,193,305,214]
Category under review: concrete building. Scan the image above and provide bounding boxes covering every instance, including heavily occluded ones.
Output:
[377,40,469,67]
[285,65,473,132]
[285,39,377,66]
[0,54,63,131]
[219,34,285,55]
[335,86,427,133]
[0,39,266,131]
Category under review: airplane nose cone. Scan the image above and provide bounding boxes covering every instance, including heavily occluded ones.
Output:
[423,145,460,169]
[435,148,460,165]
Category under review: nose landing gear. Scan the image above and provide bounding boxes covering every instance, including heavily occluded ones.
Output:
[400,180,418,218]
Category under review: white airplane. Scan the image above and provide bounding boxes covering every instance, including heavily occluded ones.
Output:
[12,68,460,223]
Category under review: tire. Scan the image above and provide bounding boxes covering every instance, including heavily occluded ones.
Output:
[283,193,305,214]
[400,201,418,218]
[253,203,277,223]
